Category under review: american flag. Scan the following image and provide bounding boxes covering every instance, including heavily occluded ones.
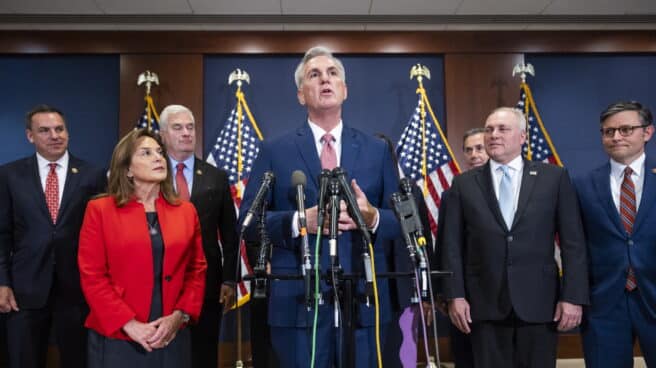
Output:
[396,95,460,239]
[516,81,563,270]
[206,103,263,306]
[135,96,160,133]
[517,82,562,166]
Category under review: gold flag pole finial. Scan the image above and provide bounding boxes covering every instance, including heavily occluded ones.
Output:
[512,62,535,84]
[410,63,431,88]
[137,70,160,96]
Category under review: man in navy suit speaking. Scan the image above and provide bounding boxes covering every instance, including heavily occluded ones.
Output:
[239,46,400,367]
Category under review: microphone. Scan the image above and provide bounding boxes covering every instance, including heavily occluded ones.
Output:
[292,170,313,308]
[331,167,374,297]
[328,177,341,264]
[316,169,332,228]
[331,167,372,244]
[241,171,275,232]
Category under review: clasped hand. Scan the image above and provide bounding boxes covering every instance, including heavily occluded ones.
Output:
[306,179,377,234]
[122,311,186,352]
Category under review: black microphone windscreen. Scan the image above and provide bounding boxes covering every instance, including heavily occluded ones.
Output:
[291,170,307,187]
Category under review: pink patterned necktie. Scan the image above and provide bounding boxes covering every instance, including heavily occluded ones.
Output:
[620,166,637,291]
[45,163,59,223]
[320,133,337,170]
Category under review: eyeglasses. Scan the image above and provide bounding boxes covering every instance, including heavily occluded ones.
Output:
[600,124,649,138]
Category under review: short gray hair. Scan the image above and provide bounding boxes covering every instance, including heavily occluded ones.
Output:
[600,101,653,126]
[159,104,195,131]
[294,46,346,89]
[489,107,527,132]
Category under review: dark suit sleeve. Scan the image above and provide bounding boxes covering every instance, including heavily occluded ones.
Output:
[0,165,13,286]
[217,172,238,283]
[440,178,466,300]
[556,169,590,305]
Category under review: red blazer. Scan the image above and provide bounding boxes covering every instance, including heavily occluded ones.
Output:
[78,194,207,340]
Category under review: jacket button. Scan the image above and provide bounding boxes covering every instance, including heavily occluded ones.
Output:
[164,276,172,282]
[506,235,513,242]
[628,240,634,246]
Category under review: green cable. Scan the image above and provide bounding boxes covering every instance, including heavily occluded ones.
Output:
[310,228,322,368]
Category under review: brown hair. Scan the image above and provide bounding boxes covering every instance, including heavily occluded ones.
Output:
[25,104,65,130]
[107,129,178,207]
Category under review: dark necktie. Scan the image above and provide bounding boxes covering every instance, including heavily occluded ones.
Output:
[176,162,190,201]
[620,166,637,291]
[320,133,337,170]
[45,163,59,223]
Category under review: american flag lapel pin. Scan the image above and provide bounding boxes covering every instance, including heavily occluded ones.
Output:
[529,170,537,176]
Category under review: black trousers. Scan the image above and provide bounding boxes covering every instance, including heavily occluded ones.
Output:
[5,294,88,368]
[190,298,222,368]
[450,322,475,368]
[249,297,279,368]
[470,312,557,368]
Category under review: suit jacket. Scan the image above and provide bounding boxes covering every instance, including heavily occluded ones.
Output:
[78,195,207,340]
[0,154,106,308]
[190,158,238,301]
[574,157,656,319]
[239,123,401,327]
[440,159,589,323]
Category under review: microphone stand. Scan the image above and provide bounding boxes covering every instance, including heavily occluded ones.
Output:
[327,178,345,368]
[252,200,270,299]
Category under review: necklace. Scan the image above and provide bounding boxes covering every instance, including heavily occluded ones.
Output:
[147,213,158,236]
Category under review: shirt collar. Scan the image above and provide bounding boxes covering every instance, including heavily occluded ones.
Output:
[308,119,343,145]
[489,154,523,174]
[169,155,195,172]
[36,150,69,170]
[610,152,645,180]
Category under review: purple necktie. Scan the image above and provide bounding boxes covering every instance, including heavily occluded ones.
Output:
[320,133,337,170]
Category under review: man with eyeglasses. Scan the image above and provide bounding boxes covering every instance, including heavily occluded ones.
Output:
[574,101,656,368]
[440,107,589,368]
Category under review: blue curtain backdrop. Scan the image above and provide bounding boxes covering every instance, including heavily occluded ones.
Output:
[203,54,445,156]
[0,55,119,168]
[523,54,656,177]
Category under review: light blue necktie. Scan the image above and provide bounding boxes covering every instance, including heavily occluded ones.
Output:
[498,165,514,228]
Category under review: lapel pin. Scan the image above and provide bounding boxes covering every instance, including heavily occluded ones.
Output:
[651,168,656,174]
[529,170,537,176]
[71,167,79,174]
[196,169,203,175]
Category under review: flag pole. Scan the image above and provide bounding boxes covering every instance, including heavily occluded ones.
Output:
[137,70,160,132]
[227,68,251,368]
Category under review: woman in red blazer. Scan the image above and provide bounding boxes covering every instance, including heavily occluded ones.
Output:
[78,129,206,367]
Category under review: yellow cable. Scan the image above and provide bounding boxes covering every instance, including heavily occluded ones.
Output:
[367,242,382,368]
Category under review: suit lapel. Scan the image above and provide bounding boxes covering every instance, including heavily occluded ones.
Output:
[511,160,538,229]
[633,157,656,233]
[27,155,52,222]
[475,162,508,231]
[294,124,322,190]
[190,158,205,201]
[339,126,361,180]
[591,162,625,235]
[58,155,82,221]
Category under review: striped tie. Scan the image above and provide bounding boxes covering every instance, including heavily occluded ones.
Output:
[620,166,637,291]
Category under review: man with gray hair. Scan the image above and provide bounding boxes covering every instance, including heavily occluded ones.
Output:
[440,107,589,368]
[159,104,238,368]
[240,46,400,367]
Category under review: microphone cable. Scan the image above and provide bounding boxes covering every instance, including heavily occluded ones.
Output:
[310,227,322,368]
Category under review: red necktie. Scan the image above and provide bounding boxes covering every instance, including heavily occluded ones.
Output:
[320,133,337,170]
[176,162,190,201]
[45,163,59,223]
[620,166,637,291]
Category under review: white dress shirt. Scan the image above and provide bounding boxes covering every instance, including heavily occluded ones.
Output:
[610,153,645,212]
[490,155,524,218]
[36,151,69,206]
